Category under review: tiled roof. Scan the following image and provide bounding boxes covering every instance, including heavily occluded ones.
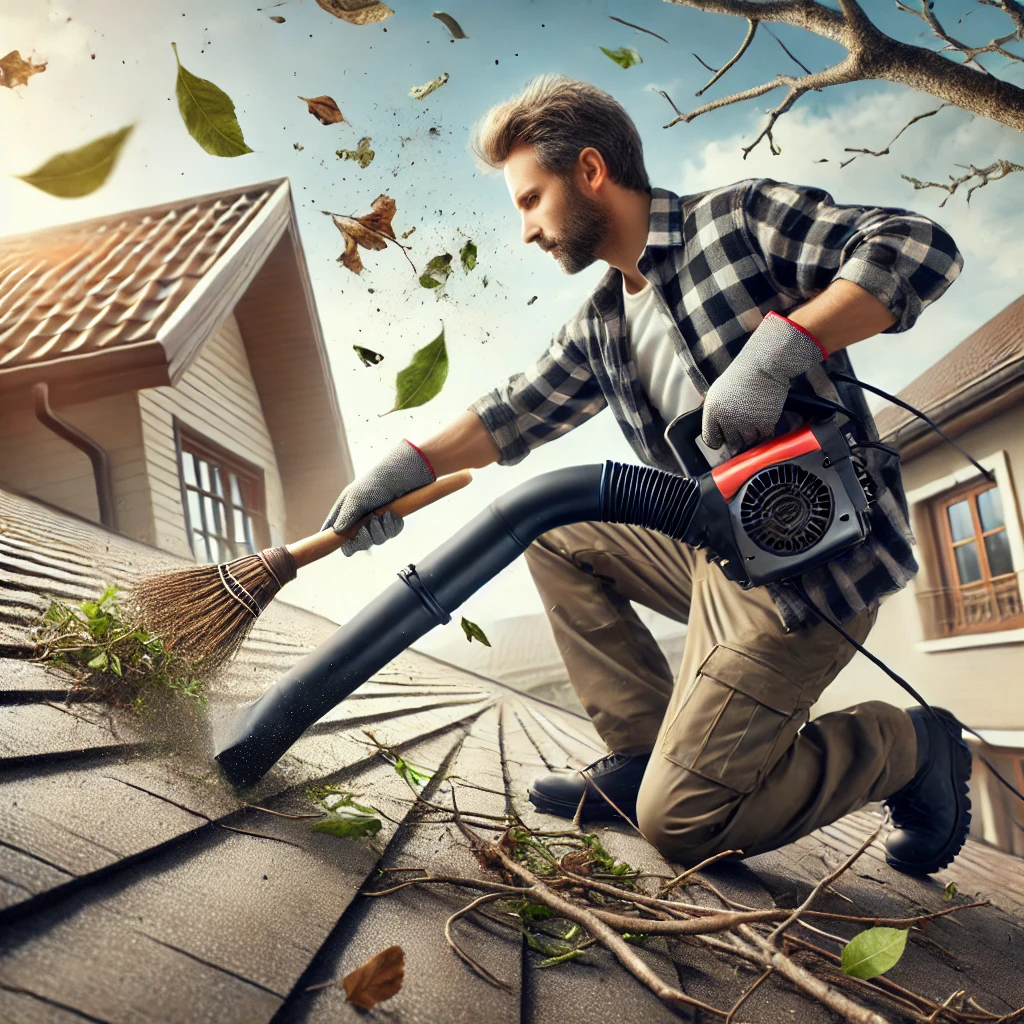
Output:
[2,486,1023,1020]
[875,294,1024,440]
[0,183,274,376]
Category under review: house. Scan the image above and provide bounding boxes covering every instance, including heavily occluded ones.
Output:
[0,178,353,561]
[814,294,1024,857]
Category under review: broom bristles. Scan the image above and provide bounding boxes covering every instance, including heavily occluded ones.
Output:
[129,553,287,675]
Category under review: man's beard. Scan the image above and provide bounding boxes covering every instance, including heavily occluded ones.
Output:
[541,181,608,275]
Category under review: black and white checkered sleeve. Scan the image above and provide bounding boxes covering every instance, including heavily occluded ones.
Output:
[468,321,607,466]
[741,178,964,333]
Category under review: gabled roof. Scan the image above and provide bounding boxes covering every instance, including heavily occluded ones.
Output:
[0,179,354,541]
[876,294,1024,446]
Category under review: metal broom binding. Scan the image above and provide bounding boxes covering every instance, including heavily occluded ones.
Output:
[128,470,473,675]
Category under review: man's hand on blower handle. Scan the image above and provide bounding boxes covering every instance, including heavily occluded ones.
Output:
[322,412,501,557]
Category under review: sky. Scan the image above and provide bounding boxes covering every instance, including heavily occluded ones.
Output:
[3,0,1024,660]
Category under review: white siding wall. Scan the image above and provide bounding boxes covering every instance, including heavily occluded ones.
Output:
[138,312,287,560]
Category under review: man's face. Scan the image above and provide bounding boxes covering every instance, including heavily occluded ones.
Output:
[504,144,608,275]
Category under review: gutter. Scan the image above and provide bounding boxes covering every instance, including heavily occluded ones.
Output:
[32,382,117,531]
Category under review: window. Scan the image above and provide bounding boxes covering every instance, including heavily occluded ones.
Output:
[929,478,1024,637]
[177,427,268,564]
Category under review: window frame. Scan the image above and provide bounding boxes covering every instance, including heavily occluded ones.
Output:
[174,419,270,563]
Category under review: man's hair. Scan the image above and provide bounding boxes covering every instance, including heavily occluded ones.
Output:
[471,74,651,193]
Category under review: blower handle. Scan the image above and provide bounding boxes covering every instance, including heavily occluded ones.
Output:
[665,392,848,477]
[286,470,473,570]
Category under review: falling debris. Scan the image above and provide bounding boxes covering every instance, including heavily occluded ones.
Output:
[461,617,491,646]
[337,136,374,167]
[410,72,449,100]
[608,15,669,44]
[300,94,346,125]
[527,295,537,305]
[401,226,416,239]
[329,193,398,274]
[16,124,135,198]
[482,274,489,288]
[354,344,384,366]
[172,43,252,156]
[432,11,468,39]
[315,0,394,24]
[269,14,286,22]
[293,141,304,150]
[600,45,642,69]
[342,946,405,1010]
[384,326,448,414]
[0,50,48,89]
[460,239,477,272]
[419,253,452,290]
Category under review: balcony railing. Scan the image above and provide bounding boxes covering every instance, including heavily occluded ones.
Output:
[916,571,1024,638]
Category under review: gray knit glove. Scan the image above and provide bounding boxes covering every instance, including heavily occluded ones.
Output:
[321,440,436,556]
[702,311,825,451]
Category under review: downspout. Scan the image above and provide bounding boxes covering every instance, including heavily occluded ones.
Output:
[32,382,117,531]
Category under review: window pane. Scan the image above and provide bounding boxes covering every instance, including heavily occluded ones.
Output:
[984,530,1014,578]
[230,473,243,506]
[243,512,255,552]
[187,489,203,532]
[947,500,973,542]
[198,458,211,492]
[204,495,225,537]
[208,535,223,563]
[977,487,1005,533]
[182,453,198,487]
[233,508,247,544]
[954,540,982,584]
[191,530,206,561]
[211,465,224,498]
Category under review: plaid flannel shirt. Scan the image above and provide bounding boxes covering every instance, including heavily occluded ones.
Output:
[469,179,964,630]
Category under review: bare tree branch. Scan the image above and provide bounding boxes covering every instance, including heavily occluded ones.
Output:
[764,23,814,75]
[902,157,1024,204]
[895,0,1023,72]
[840,104,951,168]
[697,19,759,96]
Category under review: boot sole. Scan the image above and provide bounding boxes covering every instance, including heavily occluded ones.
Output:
[885,708,973,876]
[527,787,629,823]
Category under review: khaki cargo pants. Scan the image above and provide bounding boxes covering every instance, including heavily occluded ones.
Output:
[523,521,920,866]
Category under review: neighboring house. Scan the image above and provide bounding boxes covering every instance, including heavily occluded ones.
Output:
[0,178,353,561]
[815,294,1024,857]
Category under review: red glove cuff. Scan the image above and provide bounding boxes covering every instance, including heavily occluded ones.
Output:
[765,310,828,361]
[403,439,436,478]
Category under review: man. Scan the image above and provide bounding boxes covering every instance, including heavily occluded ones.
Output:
[323,75,972,876]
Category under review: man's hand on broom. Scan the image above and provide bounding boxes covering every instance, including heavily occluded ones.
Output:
[321,440,437,556]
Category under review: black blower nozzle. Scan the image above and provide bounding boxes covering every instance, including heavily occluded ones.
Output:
[215,461,700,788]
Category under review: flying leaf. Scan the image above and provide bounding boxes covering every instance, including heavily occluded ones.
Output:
[293,142,304,150]
[482,274,489,288]
[527,295,537,305]
[270,15,286,22]
[315,0,394,24]
[385,327,448,414]
[0,50,48,89]
[461,617,491,647]
[300,94,346,125]
[354,345,384,366]
[410,72,449,100]
[419,252,452,289]
[942,881,957,900]
[172,42,252,157]
[330,193,397,274]
[337,136,374,167]
[460,239,477,272]
[432,11,468,39]
[15,125,134,198]
[401,226,416,239]
[599,45,642,69]
[342,946,404,1011]
[841,927,909,980]
[313,813,382,838]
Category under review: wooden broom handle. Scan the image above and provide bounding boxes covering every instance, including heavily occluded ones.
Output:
[285,470,473,569]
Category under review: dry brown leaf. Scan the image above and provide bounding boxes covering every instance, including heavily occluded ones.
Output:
[342,945,404,1010]
[332,193,397,274]
[315,0,394,24]
[299,94,346,125]
[432,11,468,39]
[0,50,48,89]
[270,14,286,22]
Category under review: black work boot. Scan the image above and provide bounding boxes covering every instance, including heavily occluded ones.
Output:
[884,706,972,876]
[527,751,650,822]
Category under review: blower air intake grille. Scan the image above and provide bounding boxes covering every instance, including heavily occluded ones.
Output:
[739,463,834,555]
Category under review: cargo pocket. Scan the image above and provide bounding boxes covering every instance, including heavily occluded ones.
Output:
[660,644,807,795]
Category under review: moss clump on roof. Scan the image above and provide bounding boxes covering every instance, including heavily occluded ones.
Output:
[32,583,207,715]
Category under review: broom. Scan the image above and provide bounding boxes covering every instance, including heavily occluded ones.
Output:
[128,470,473,674]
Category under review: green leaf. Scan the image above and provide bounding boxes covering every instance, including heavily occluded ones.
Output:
[87,651,109,671]
[460,616,491,647]
[109,653,122,677]
[419,252,453,289]
[80,602,100,619]
[384,327,448,414]
[354,344,384,366]
[460,240,477,272]
[337,136,375,168]
[15,125,134,198]
[392,757,433,787]
[172,42,252,157]
[599,45,642,69]
[313,814,383,839]
[943,881,957,900]
[841,927,909,980]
